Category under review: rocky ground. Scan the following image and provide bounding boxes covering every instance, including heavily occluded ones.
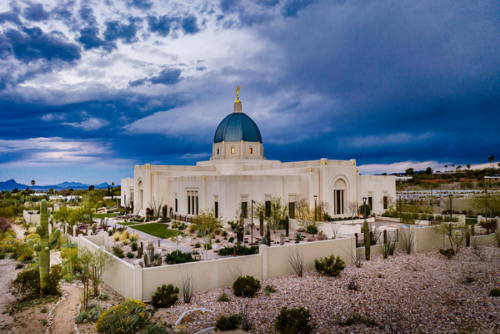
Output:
[154,247,500,334]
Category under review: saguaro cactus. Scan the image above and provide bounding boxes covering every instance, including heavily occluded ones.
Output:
[36,200,60,295]
[362,220,371,261]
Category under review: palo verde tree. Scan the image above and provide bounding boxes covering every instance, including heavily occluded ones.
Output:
[35,199,60,295]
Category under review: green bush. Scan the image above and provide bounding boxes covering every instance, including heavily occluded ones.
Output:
[112,246,124,258]
[264,285,277,295]
[12,265,62,297]
[217,245,258,256]
[305,224,318,235]
[232,275,261,298]
[216,314,242,331]
[131,241,138,251]
[165,250,197,264]
[314,255,345,277]
[489,288,500,297]
[143,322,171,334]
[275,307,313,334]
[152,284,179,308]
[217,292,230,302]
[439,248,455,259]
[96,299,149,334]
[126,252,134,258]
[75,305,103,323]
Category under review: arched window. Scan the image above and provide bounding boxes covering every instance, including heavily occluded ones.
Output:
[249,147,253,154]
[333,179,347,215]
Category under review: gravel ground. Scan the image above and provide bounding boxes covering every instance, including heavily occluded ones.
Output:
[154,247,500,334]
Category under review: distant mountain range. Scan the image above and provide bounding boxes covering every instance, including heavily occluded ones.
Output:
[0,179,114,191]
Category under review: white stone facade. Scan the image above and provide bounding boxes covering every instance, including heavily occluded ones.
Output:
[121,94,396,220]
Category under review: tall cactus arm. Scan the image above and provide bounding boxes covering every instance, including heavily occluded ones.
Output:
[49,229,60,249]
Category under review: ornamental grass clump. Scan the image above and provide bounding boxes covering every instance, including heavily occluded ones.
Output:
[314,255,345,277]
[275,307,313,334]
[233,275,261,297]
[151,284,179,308]
[96,299,148,334]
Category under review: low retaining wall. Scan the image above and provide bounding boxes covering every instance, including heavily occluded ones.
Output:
[23,210,40,224]
[73,220,499,302]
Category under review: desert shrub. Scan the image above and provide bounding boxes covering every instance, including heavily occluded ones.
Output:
[305,224,318,235]
[98,292,109,301]
[75,305,103,323]
[143,322,171,334]
[96,299,149,334]
[264,285,277,295]
[314,255,345,277]
[275,307,313,334]
[12,265,62,298]
[439,248,455,259]
[131,241,138,251]
[152,284,179,308]
[217,292,230,302]
[216,314,242,331]
[165,250,196,264]
[232,276,261,298]
[0,217,12,233]
[13,242,34,262]
[489,288,500,297]
[217,245,258,256]
[112,246,124,258]
[335,313,378,327]
[126,252,134,258]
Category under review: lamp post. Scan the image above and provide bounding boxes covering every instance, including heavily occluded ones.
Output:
[363,197,368,220]
[314,195,318,222]
[448,194,453,220]
[251,200,255,244]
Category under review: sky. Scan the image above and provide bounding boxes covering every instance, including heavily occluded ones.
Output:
[0,0,499,185]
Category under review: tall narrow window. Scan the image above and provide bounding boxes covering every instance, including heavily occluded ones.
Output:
[249,147,253,154]
[195,195,199,215]
[231,147,236,154]
[214,201,219,218]
[288,202,296,219]
[187,194,191,214]
[265,200,271,217]
[217,148,219,155]
[368,197,373,210]
[175,198,178,212]
[383,196,388,210]
[241,201,248,218]
[333,179,346,215]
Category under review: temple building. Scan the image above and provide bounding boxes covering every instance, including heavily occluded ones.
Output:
[121,89,396,220]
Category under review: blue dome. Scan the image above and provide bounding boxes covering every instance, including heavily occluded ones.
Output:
[213,112,262,143]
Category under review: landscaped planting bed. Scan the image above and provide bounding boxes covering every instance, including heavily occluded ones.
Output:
[130,223,182,239]
[153,247,500,333]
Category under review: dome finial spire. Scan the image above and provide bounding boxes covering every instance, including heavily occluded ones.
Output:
[235,85,241,102]
[234,85,242,113]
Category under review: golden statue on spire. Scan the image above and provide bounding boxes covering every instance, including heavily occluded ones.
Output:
[235,85,241,102]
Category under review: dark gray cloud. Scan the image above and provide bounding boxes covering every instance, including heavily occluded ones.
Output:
[147,15,173,36]
[181,16,199,34]
[104,18,140,43]
[1,26,80,63]
[23,3,49,21]
[129,68,182,86]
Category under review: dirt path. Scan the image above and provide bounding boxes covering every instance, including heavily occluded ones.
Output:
[0,259,17,331]
[50,284,81,334]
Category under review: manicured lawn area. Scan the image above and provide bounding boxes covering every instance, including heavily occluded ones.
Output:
[119,221,142,226]
[131,223,182,239]
[94,213,118,219]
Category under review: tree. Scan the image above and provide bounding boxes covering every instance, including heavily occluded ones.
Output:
[488,155,495,165]
[268,197,287,239]
[425,167,433,174]
[31,179,35,187]
[405,168,414,176]
[191,211,221,256]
